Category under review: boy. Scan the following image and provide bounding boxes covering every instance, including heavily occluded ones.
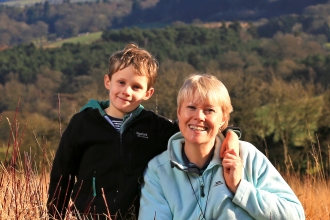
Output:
[47,44,241,220]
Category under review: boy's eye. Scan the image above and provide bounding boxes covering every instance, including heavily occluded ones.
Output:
[118,81,125,85]
[133,85,141,90]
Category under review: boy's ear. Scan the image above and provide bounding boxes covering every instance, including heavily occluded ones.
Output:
[142,87,154,100]
[104,74,111,89]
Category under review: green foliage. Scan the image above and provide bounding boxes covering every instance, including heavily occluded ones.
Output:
[255,91,323,147]
[0,110,61,162]
[102,25,244,67]
[0,24,329,171]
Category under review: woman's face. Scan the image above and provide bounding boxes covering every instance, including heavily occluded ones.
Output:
[177,97,225,147]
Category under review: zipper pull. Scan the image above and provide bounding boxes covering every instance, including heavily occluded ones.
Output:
[200,184,205,197]
[93,171,97,197]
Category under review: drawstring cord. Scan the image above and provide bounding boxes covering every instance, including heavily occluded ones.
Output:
[186,173,212,220]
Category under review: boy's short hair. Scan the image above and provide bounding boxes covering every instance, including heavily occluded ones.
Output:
[177,74,233,130]
[108,43,158,89]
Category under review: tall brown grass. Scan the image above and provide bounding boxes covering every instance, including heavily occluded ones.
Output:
[284,142,330,219]
[0,99,50,219]
[0,102,329,219]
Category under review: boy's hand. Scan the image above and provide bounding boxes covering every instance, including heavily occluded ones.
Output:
[222,148,242,193]
[220,130,239,158]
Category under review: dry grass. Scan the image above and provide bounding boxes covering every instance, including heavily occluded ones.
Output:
[285,144,330,219]
[0,102,50,219]
[0,160,49,219]
[292,176,330,219]
[0,102,329,219]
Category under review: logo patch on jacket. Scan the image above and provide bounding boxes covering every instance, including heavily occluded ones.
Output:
[213,181,223,187]
[136,132,148,139]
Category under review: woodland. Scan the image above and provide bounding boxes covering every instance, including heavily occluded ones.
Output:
[0,0,330,175]
[1,0,330,46]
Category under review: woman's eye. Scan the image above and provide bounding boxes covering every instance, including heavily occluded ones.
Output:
[187,106,196,110]
[206,109,215,113]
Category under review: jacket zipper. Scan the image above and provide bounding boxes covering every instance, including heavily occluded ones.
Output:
[92,171,97,197]
[112,114,132,212]
[199,176,205,197]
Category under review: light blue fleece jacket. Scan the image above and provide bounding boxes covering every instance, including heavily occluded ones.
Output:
[139,132,305,220]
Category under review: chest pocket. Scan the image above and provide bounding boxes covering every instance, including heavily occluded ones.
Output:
[122,129,156,175]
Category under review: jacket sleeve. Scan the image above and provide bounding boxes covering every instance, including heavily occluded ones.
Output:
[47,114,82,218]
[232,141,305,220]
[155,115,179,151]
[138,162,172,220]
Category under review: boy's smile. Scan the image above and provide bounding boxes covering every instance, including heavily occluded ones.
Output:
[104,65,154,118]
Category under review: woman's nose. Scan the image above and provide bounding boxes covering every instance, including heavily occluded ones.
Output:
[194,109,206,121]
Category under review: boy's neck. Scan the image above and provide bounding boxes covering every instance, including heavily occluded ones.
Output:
[105,106,125,119]
[105,104,143,119]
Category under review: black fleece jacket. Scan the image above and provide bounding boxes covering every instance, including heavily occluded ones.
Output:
[47,107,179,219]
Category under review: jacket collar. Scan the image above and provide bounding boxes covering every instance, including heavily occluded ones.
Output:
[80,99,144,133]
[169,133,223,174]
[80,99,109,116]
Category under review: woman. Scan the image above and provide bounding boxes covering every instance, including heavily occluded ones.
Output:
[138,74,305,220]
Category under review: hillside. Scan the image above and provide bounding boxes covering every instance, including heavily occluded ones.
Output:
[119,0,329,25]
[1,23,330,171]
[1,0,330,46]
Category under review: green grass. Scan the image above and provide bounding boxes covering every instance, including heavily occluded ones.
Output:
[0,0,45,7]
[43,31,103,48]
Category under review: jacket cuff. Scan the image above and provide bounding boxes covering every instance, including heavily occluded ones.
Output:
[232,178,250,206]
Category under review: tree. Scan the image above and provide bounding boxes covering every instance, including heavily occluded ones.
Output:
[255,77,322,170]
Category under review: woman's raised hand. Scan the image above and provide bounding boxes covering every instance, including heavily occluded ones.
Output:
[222,148,242,193]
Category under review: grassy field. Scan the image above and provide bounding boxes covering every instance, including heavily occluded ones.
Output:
[1,137,329,219]
[0,0,44,7]
[42,31,103,48]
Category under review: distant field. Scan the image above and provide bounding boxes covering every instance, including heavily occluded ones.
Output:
[0,0,96,7]
[0,0,44,7]
[42,31,102,48]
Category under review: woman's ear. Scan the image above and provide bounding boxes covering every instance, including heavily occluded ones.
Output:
[220,117,227,129]
[177,106,181,118]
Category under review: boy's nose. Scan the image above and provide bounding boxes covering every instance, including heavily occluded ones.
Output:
[122,86,132,96]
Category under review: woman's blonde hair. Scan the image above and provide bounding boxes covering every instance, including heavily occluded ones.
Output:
[177,74,233,130]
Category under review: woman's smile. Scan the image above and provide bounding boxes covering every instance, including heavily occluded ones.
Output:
[188,124,208,131]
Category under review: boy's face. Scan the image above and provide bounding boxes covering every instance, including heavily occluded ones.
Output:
[104,65,154,118]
